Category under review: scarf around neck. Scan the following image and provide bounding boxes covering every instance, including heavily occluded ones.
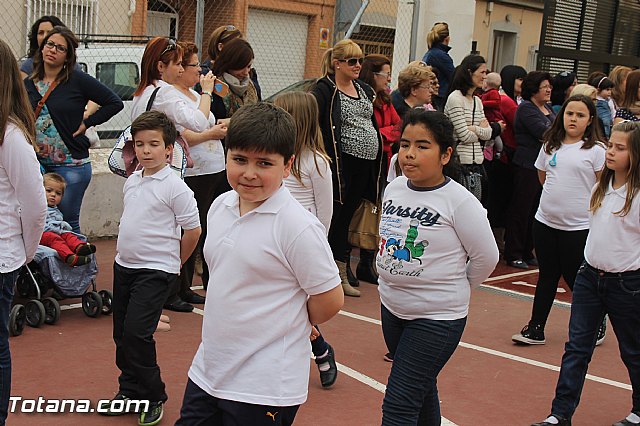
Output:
[224,72,249,97]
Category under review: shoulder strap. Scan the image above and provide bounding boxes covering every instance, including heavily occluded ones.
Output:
[34,80,59,120]
[146,87,162,112]
[471,96,477,126]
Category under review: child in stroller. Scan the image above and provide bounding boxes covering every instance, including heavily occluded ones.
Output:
[40,173,97,266]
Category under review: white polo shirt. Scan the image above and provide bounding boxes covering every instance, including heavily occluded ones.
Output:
[115,165,200,274]
[584,181,640,273]
[534,141,605,231]
[188,185,340,406]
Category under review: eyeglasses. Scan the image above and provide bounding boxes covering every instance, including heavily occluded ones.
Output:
[375,72,391,78]
[43,40,67,54]
[183,62,201,68]
[539,84,552,90]
[417,84,431,90]
[160,38,176,57]
[339,57,364,66]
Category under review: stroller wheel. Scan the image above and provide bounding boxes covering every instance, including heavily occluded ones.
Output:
[41,297,61,325]
[82,291,103,318]
[98,290,113,315]
[9,305,26,336]
[25,300,46,327]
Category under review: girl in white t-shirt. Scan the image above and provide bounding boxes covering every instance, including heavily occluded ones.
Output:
[531,121,640,426]
[274,91,338,389]
[513,95,606,347]
[379,108,498,424]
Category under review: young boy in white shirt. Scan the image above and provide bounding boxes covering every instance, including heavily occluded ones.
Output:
[176,102,344,425]
[101,111,201,426]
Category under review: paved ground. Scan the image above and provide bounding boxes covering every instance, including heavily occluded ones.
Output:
[7,240,632,425]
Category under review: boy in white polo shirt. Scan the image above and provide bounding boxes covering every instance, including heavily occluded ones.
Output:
[101,111,201,426]
[176,102,344,426]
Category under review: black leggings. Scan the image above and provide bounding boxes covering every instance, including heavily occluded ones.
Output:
[328,153,377,262]
[530,220,589,327]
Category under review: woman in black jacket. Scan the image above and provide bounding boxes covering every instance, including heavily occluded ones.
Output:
[25,26,122,233]
[312,39,383,297]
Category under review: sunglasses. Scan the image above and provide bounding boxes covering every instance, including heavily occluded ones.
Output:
[160,38,177,57]
[339,57,364,66]
[43,40,67,54]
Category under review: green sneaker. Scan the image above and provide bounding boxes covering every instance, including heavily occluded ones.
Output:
[139,401,163,426]
[98,393,132,416]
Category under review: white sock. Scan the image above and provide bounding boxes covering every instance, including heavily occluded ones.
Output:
[626,413,640,423]
[316,349,330,372]
[543,416,559,425]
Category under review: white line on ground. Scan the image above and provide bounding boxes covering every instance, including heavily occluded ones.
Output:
[483,269,539,282]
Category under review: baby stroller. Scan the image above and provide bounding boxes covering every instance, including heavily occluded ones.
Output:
[9,244,112,337]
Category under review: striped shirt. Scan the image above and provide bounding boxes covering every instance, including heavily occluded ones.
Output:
[444,90,492,165]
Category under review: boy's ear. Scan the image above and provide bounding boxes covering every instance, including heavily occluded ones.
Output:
[165,143,174,159]
[283,155,294,178]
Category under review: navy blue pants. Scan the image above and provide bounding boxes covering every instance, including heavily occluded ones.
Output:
[0,269,19,425]
[551,263,640,419]
[176,379,300,426]
[381,304,466,426]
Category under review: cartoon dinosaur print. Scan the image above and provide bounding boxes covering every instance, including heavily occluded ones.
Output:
[382,219,428,266]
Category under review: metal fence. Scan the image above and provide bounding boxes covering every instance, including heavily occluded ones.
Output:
[1,0,417,142]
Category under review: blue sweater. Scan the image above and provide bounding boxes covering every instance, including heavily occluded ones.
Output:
[422,43,455,98]
[44,206,72,234]
[25,69,123,159]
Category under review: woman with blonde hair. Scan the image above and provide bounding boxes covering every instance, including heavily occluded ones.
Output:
[393,62,436,119]
[421,22,455,98]
[0,38,47,425]
[312,39,383,297]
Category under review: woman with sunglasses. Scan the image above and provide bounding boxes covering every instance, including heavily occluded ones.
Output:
[202,25,262,101]
[312,39,383,297]
[24,26,123,234]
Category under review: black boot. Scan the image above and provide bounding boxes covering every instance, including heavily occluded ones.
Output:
[356,249,378,284]
[345,248,359,287]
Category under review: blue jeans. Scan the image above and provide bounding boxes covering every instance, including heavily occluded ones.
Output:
[551,263,640,419]
[0,269,19,425]
[42,162,92,234]
[381,304,467,426]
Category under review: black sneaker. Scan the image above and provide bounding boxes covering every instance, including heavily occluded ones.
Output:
[512,323,546,345]
[139,401,163,426]
[98,393,133,416]
[531,415,571,425]
[315,344,337,388]
[596,316,607,346]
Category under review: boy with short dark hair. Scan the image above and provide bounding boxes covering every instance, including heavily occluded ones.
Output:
[101,110,201,426]
[176,102,344,426]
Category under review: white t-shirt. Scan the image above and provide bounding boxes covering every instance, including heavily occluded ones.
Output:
[284,150,333,235]
[115,165,200,274]
[173,88,225,177]
[584,181,640,273]
[377,176,499,320]
[188,185,340,406]
[387,153,400,182]
[534,141,605,231]
[131,80,210,133]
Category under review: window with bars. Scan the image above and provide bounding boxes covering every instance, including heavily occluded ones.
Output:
[28,0,98,39]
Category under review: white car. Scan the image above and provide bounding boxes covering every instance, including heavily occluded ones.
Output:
[76,44,146,143]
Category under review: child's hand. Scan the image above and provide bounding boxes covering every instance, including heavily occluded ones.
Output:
[310,325,320,341]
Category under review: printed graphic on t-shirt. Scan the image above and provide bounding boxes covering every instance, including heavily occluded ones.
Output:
[377,199,441,276]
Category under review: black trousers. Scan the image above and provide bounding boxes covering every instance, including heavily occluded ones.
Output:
[176,379,300,426]
[328,153,377,262]
[504,165,541,262]
[173,170,230,298]
[112,263,172,402]
[486,160,514,228]
[530,220,588,327]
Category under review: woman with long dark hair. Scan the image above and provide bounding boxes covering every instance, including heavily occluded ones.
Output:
[25,26,123,234]
[20,15,65,78]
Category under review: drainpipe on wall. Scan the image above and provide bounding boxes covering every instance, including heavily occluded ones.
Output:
[195,0,205,57]
[344,0,370,39]
[127,0,136,17]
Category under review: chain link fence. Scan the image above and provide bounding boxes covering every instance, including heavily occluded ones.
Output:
[1,0,416,144]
